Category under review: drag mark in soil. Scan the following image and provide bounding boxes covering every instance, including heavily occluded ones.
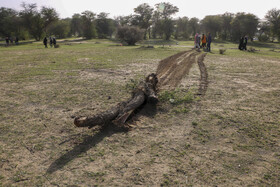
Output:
[156,49,208,96]
[197,53,208,96]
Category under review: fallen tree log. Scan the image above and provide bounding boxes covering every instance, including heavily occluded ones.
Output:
[74,73,158,129]
[74,49,207,129]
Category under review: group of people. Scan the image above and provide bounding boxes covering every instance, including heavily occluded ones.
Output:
[194,34,250,52]
[5,36,19,46]
[194,33,212,52]
[239,36,248,50]
[43,36,57,48]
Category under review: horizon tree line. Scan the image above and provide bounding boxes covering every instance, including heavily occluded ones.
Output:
[0,2,280,42]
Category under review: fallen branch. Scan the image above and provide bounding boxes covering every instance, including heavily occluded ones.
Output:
[74,73,158,129]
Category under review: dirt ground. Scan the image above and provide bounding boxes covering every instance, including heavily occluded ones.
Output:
[156,50,207,90]
[0,44,279,186]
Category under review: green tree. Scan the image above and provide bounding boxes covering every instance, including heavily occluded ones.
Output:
[201,15,222,39]
[188,17,200,37]
[151,11,163,39]
[154,2,179,40]
[258,21,271,41]
[49,19,70,38]
[81,10,97,39]
[155,2,179,19]
[162,19,174,40]
[19,3,44,40]
[40,7,59,34]
[0,8,19,37]
[115,15,136,26]
[231,12,259,41]
[265,9,280,42]
[96,12,115,38]
[70,14,83,36]
[133,3,153,39]
[174,17,189,40]
[220,12,234,40]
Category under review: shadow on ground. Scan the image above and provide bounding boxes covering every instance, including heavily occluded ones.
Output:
[46,124,126,174]
[138,102,158,117]
[249,41,279,48]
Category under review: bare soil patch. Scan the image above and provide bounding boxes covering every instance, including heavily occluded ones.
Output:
[157,49,207,90]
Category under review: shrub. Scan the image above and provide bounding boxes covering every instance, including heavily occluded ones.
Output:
[159,89,194,105]
[116,26,144,45]
[258,35,269,42]
[219,49,226,54]
[125,79,140,91]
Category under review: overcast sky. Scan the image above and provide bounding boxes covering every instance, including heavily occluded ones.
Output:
[1,0,280,19]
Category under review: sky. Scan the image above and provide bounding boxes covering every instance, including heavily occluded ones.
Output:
[1,0,280,20]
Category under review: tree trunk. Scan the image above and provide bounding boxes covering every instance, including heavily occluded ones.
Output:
[74,73,158,129]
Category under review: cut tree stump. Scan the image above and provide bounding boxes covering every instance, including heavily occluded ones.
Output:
[74,73,158,129]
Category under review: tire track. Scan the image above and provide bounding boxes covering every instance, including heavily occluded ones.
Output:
[156,49,208,96]
[197,53,208,96]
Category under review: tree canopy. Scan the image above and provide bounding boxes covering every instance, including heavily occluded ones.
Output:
[0,2,280,42]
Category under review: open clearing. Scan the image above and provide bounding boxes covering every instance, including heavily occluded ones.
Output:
[0,40,279,186]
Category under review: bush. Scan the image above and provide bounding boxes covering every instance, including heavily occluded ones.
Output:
[116,26,144,45]
[258,35,269,42]
[219,49,226,54]
[159,89,194,105]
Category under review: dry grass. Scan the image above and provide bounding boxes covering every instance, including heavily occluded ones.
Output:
[0,40,279,186]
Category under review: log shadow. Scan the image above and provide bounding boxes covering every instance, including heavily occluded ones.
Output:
[138,102,157,117]
[122,101,158,125]
[46,124,126,174]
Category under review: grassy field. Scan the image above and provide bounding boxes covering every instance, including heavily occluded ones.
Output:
[0,39,279,186]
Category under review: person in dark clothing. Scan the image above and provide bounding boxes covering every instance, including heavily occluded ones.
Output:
[243,36,248,50]
[207,33,212,52]
[5,36,9,46]
[53,37,56,46]
[15,37,19,45]
[49,37,53,48]
[197,34,201,48]
[239,37,244,50]
[43,37,48,48]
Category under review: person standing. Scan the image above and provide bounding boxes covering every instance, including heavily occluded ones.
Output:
[243,36,248,50]
[5,36,9,46]
[207,33,212,52]
[43,37,48,48]
[197,34,201,48]
[15,37,19,45]
[239,36,244,50]
[9,37,13,44]
[201,34,207,48]
[194,33,198,48]
[53,37,56,47]
[49,37,53,48]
